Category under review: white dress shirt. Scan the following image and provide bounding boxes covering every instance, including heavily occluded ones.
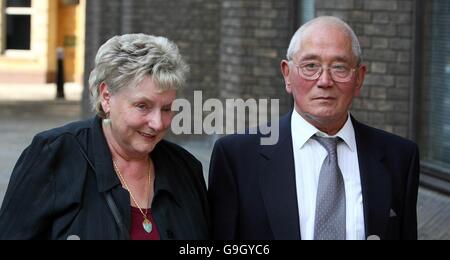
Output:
[291,111,365,240]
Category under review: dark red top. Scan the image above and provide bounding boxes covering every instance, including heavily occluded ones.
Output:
[130,207,160,240]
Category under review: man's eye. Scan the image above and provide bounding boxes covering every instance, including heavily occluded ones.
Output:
[332,64,349,72]
[303,63,320,70]
[136,104,148,110]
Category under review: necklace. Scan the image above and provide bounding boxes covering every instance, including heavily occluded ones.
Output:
[113,159,153,234]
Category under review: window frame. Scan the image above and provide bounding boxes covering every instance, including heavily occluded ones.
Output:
[2,0,33,56]
[417,0,450,195]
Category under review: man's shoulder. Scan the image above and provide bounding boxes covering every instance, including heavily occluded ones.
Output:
[353,119,417,150]
[213,112,292,153]
[215,132,264,152]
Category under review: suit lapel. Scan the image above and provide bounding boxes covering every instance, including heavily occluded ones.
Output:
[353,118,391,240]
[258,113,301,240]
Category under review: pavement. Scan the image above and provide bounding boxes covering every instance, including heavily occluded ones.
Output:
[0,82,449,239]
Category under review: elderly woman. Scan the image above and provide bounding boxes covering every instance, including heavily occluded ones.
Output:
[0,34,209,240]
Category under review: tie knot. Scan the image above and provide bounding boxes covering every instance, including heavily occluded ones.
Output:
[312,135,340,155]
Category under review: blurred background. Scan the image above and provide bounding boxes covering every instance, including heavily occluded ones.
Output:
[0,0,448,239]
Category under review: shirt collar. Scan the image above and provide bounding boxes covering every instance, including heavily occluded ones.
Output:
[291,111,357,152]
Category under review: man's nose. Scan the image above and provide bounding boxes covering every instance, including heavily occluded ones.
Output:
[317,68,334,88]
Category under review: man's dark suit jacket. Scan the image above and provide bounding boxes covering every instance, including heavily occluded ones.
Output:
[208,112,420,240]
[0,117,210,240]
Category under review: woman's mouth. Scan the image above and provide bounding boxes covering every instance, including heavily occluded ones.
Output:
[138,131,157,139]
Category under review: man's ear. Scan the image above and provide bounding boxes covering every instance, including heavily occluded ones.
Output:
[99,82,111,114]
[354,64,367,97]
[281,60,292,93]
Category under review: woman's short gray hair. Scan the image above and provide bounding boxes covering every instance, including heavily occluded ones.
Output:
[89,33,189,118]
[286,16,362,65]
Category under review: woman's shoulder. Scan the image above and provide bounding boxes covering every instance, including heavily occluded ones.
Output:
[12,118,97,174]
[32,118,96,147]
[156,140,202,168]
[34,117,96,143]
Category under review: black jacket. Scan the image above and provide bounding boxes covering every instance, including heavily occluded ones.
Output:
[0,117,210,240]
[209,112,420,240]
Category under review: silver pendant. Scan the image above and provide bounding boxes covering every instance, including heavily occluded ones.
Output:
[143,219,153,233]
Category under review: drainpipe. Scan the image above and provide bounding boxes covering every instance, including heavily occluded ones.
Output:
[409,0,424,141]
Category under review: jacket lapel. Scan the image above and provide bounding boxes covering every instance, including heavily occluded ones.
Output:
[258,112,301,240]
[89,117,131,234]
[353,118,391,240]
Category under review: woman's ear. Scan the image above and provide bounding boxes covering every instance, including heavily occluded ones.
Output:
[99,82,111,114]
[281,60,292,93]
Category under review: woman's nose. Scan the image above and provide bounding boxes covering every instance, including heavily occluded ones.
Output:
[148,110,164,131]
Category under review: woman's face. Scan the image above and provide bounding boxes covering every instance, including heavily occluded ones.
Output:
[101,76,176,158]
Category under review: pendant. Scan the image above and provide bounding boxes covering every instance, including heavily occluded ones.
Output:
[143,218,153,234]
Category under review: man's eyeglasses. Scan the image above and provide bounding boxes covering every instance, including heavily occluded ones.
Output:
[291,61,357,83]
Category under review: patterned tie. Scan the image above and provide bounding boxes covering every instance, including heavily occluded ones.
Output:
[312,136,346,240]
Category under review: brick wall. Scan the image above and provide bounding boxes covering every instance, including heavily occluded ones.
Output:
[82,0,221,117]
[83,0,415,139]
[83,0,295,129]
[82,0,124,116]
[219,0,293,114]
[315,0,415,137]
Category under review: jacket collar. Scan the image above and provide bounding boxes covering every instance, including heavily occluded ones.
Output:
[89,116,121,193]
[352,117,391,240]
[150,142,183,207]
[258,111,301,240]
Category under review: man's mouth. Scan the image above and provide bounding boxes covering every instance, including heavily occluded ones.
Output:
[314,96,336,100]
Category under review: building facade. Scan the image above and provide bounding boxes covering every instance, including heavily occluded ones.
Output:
[83,0,449,193]
[0,0,85,83]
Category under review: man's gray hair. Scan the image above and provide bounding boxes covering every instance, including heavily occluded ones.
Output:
[286,16,362,64]
[89,33,189,118]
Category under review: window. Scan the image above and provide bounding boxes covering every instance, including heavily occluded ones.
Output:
[420,0,450,175]
[6,0,31,7]
[4,0,32,50]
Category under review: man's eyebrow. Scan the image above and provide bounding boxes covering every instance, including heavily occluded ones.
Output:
[333,56,352,63]
[298,54,352,63]
[298,54,320,61]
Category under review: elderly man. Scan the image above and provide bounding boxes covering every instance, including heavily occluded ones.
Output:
[208,16,420,240]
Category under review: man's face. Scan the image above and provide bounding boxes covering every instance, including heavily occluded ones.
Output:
[282,24,366,131]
